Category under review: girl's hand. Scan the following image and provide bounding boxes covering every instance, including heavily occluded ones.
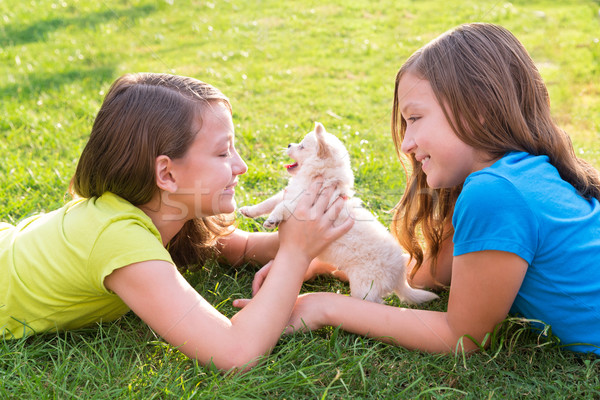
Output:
[233,292,326,334]
[284,293,326,334]
[278,180,353,262]
[251,259,347,297]
[251,260,272,296]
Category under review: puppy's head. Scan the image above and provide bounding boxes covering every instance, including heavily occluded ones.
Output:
[285,122,350,176]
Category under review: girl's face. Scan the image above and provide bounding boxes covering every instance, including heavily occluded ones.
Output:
[169,102,247,219]
[398,72,493,189]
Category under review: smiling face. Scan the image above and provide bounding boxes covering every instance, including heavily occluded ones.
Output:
[168,102,247,218]
[285,131,318,176]
[397,72,494,189]
[285,122,348,177]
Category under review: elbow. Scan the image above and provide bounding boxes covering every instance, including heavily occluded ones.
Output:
[213,352,263,372]
[445,318,492,354]
[451,334,486,354]
[447,326,498,354]
[183,342,266,372]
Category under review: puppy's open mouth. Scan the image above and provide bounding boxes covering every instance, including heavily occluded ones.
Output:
[285,162,299,172]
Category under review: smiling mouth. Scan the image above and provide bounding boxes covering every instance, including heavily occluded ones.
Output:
[285,162,299,172]
[224,181,238,192]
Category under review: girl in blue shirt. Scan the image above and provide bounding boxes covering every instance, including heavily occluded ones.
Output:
[243,23,600,355]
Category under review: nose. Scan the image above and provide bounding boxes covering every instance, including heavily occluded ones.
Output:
[400,130,416,154]
[287,144,291,148]
[232,150,248,176]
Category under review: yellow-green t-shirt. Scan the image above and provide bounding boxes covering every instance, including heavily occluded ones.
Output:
[0,192,174,338]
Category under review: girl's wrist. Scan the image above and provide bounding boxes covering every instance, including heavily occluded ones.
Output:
[277,243,312,267]
[302,292,333,330]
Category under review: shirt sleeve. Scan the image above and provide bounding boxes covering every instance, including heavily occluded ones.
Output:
[452,173,539,264]
[87,217,174,294]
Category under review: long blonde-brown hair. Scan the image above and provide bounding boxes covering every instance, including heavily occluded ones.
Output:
[391,23,600,280]
[70,72,234,268]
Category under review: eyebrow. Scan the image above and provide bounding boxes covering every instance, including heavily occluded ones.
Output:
[217,133,234,147]
[400,101,421,115]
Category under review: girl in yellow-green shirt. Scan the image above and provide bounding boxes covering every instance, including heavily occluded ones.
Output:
[0,72,353,371]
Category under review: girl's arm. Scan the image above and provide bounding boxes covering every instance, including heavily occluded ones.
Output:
[217,229,279,267]
[286,250,527,352]
[409,233,454,290]
[249,258,348,296]
[220,225,348,282]
[105,183,354,370]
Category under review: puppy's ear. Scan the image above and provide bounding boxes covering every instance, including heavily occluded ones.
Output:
[314,122,331,159]
[315,122,325,135]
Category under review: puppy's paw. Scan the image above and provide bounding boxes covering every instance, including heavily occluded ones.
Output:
[238,206,256,218]
[263,218,280,229]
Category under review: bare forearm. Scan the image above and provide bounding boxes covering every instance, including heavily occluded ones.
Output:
[245,231,279,264]
[228,248,309,362]
[218,229,278,266]
[315,293,473,353]
[409,236,454,290]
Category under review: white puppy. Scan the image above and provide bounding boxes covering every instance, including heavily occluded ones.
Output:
[239,122,438,304]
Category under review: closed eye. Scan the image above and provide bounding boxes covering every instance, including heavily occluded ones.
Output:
[406,116,420,124]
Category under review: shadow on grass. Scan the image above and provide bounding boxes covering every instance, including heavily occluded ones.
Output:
[0,3,157,47]
[0,65,116,100]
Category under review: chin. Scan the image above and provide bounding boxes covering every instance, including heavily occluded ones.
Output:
[197,201,236,217]
[426,177,460,190]
[218,200,237,215]
[425,176,439,189]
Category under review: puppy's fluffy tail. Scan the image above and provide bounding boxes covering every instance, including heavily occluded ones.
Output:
[395,281,439,305]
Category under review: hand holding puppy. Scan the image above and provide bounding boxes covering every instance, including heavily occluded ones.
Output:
[277,181,353,264]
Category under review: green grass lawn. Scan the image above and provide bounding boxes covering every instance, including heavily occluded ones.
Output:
[1,0,599,398]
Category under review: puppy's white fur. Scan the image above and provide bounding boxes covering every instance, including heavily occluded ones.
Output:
[239,122,438,304]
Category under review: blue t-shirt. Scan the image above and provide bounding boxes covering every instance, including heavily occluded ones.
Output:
[453,151,600,355]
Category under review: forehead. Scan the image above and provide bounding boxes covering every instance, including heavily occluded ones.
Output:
[300,131,317,144]
[190,102,234,146]
[197,102,233,132]
[397,72,435,111]
[198,101,232,126]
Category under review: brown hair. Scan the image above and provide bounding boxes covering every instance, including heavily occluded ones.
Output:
[70,72,234,268]
[391,23,600,281]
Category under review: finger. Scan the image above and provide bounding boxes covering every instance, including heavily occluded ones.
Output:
[304,179,324,206]
[322,197,354,240]
[325,194,347,218]
[312,184,335,213]
[252,260,273,296]
[252,275,264,297]
[328,212,355,239]
[296,177,324,210]
[233,298,251,308]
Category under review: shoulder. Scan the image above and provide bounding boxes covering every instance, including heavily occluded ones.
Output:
[89,193,167,255]
[66,193,173,279]
[452,153,545,262]
[459,151,556,209]
[455,153,540,230]
[459,151,581,216]
[67,192,162,243]
[457,170,530,216]
[466,151,559,189]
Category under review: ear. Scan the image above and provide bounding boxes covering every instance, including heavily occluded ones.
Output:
[314,121,325,135]
[314,122,331,159]
[155,155,178,193]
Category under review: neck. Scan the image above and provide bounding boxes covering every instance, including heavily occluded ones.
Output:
[139,193,188,246]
